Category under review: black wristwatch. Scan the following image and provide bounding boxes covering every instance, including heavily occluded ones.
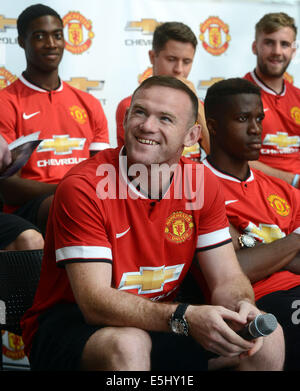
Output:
[169,303,189,336]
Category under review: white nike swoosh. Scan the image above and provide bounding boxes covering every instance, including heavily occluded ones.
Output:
[225,200,238,205]
[23,111,40,120]
[263,108,270,112]
[116,227,131,239]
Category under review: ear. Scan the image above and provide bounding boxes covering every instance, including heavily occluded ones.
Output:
[252,41,257,55]
[148,50,155,65]
[183,123,201,148]
[123,107,130,130]
[18,36,25,49]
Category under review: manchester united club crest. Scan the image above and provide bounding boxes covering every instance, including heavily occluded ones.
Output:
[291,106,300,125]
[267,194,290,217]
[69,105,88,124]
[138,67,153,84]
[199,17,230,56]
[62,12,95,54]
[165,211,194,244]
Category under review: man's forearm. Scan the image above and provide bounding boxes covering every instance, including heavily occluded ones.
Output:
[0,175,56,205]
[236,234,300,283]
[249,160,295,185]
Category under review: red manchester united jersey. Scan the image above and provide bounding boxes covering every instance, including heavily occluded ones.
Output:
[21,148,231,355]
[0,75,110,185]
[245,71,300,174]
[204,158,300,300]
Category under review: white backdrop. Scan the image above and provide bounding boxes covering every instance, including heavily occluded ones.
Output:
[1,0,300,368]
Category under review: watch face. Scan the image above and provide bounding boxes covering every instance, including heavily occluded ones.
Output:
[239,234,256,248]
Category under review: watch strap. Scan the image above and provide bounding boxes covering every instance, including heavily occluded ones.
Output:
[173,303,189,319]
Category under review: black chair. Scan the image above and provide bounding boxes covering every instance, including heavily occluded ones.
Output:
[0,249,43,370]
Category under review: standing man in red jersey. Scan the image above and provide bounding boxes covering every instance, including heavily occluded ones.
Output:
[0,4,110,234]
[244,12,300,189]
[116,21,210,161]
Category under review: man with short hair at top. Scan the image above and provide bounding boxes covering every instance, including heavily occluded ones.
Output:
[21,75,284,371]
[244,12,300,189]
[0,4,109,234]
[203,77,300,370]
[116,21,210,161]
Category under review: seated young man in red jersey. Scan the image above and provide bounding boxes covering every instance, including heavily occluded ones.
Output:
[0,4,110,234]
[244,13,300,189]
[202,77,300,370]
[116,21,210,161]
[21,76,284,371]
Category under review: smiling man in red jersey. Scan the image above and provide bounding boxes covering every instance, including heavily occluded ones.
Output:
[0,4,109,234]
[21,76,284,371]
[244,13,300,189]
[202,77,300,370]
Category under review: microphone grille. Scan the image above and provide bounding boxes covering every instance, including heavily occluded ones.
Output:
[256,313,277,335]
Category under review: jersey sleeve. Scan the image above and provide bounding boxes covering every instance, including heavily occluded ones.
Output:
[196,167,231,251]
[88,96,110,151]
[51,173,112,267]
[0,94,18,143]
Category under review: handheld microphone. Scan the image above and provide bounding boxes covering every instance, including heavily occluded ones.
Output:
[206,313,278,359]
[237,313,278,341]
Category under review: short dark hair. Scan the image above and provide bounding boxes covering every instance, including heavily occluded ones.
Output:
[255,12,297,39]
[17,3,63,38]
[131,75,199,124]
[152,22,198,53]
[204,78,261,120]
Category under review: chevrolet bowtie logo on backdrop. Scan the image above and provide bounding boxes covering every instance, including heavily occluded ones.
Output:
[118,264,184,294]
[37,135,86,155]
[62,12,94,54]
[0,15,16,32]
[125,19,163,34]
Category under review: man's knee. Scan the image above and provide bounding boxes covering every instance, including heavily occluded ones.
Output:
[81,327,152,371]
[6,229,44,250]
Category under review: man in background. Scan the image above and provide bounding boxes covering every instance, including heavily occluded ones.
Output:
[0,4,110,234]
[244,12,300,189]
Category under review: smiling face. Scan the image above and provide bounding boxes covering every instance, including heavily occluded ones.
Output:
[19,15,64,73]
[213,93,264,163]
[253,26,296,79]
[149,39,195,78]
[124,85,199,168]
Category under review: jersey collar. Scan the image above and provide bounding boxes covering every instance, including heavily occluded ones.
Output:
[251,70,286,97]
[203,157,254,183]
[19,74,64,93]
[119,146,179,200]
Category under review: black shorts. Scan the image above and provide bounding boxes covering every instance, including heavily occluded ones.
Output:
[29,303,209,371]
[256,285,300,371]
[0,212,40,250]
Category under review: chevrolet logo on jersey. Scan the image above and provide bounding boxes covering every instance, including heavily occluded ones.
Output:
[263,132,300,148]
[37,135,86,155]
[118,264,184,294]
[125,19,163,34]
[245,222,285,243]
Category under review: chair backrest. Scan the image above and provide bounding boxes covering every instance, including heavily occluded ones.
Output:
[0,250,43,336]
